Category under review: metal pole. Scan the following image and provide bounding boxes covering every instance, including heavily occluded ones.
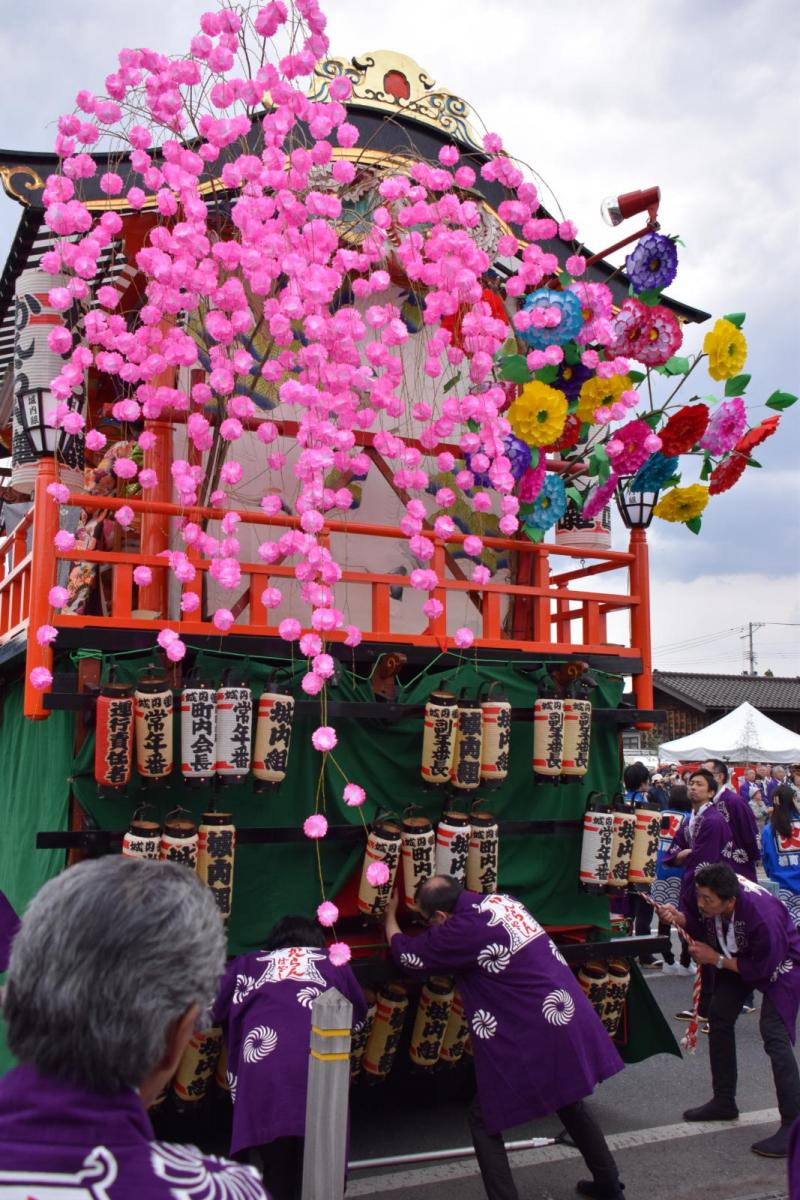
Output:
[348,1135,558,1172]
[302,987,353,1200]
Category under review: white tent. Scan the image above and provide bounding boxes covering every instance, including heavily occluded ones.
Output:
[659,701,800,764]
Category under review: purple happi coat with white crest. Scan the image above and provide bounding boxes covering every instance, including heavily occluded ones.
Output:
[0,1063,267,1199]
[715,786,760,882]
[212,945,367,1154]
[664,801,734,912]
[390,890,624,1134]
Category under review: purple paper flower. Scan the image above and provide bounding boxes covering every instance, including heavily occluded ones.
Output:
[468,433,531,486]
[625,233,678,292]
[553,359,592,401]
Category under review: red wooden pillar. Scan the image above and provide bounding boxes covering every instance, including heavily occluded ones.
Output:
[629,527,654,724]
[24,458,60,719]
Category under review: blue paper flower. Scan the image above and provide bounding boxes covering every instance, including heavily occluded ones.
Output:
[629,452,679,492]
[625,233,678,293]
[519,289,584,349]
[468,433,531,486]
[521,473,567,530]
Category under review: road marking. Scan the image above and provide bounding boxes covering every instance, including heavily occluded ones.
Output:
[346,1107,780,1196]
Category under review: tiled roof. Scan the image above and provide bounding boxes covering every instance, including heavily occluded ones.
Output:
[653,671,800,713]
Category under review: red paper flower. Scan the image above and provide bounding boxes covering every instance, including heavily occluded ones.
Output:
[549,412,582,450]
[708,453,747,495]
[659,404,709,456]
[734,415,780,456]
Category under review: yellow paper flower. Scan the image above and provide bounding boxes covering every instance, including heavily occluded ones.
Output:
[575,374,632,423]
[653,484,709,524]
[507,381,568,447]
[703,318,747,381]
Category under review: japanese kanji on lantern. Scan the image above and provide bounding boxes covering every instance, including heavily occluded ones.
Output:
[253,686,294,788]
[479,684,511,788]
[466,809,499,893]
[627,798,661,891]
[134,670,173,781]
[215,681,253,781]
[94,678,134,792]
[350,987,377,1082]
[121,809,161,860]
[180,684,217,784]
[400,813,435,910]
[160,808,199,869]
[577,961,610,1025]
[196,812,236,921]
[601,959,631,1037]
[532,697,565,779]
[561,698,592,780]
[450,696,483,792]
[362,983,409,1081]
[420,690,458,786]
[435,810,471,882]
[409,976,454,1068]
[606,799,636,891]
[579,794,615,891]
[438,989,470,1066]
[357,817,402,919]
[172,1027,223,1105]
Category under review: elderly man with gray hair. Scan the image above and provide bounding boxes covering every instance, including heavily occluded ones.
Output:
[0,856,268,1199]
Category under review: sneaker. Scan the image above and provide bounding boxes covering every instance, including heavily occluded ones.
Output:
[661,962,681,975]
[674,1009,706,1021]
[677,963,697,976]
[700,1022,710,1035]
[751,1125,791,1157]
[641,960,662,971]
[683,1098,739,1121]
[740,1004,757,1015]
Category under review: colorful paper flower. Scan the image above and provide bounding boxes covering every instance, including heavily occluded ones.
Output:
[582,475,619,520]
[329,942,352,966]
[653,484,709,524]
[454,626,475,649]
[658,404,710,456]
[29,667,53,691]
[517,457,546,502]
[521,473,567,531]
[36,623,58,646]
[703,318,748,381]
[734,415,780,456]
[699,397,747,455]
[508,381,568,447]
[468,433,530,485]
[343,783,366,807]
[550,413,583,450]
[708,454,747,495]
[629,453,679,492]
[366,861,390,886]
[605,420,654,474]
[570,281,613,345]
[575,374,632,423]
[625,232,678,292]
[48,585,69,608]
[303,814,328,839]
[552,359,592,401]
[519,288,585,349]
[311,726,337,752]
[317,901,339,927]
[632,305,683,367]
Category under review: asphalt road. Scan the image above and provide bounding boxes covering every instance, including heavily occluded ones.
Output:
[347,967,794,1200]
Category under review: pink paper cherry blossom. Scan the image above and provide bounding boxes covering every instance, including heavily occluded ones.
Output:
[317,901,339,927]
[36,624,58,646]
[454,626,475,649]
[301,671,324,696]
[311,726,337,752]
[303,814,328,839]
[53,530,76,552]
[85,429,106,451]
[166,639,186,663]
[328,942,351,967]
[343,783,366,807]
[344,625,362,648]
[30,667,53,691]
[115,505,134,528]
[133,566,152,587]
[180,592,201,614]
[278,618,301,642]
[213,608,234,632]
[48,586,69,608]
[366,861,390,887]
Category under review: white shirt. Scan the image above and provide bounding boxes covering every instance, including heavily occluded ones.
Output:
[688,801,712,844]
[714,912,738,958]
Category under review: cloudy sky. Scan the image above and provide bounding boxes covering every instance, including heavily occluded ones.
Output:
[0,0,797,675]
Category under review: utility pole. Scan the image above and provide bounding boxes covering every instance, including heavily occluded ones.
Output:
[741,622,765,675]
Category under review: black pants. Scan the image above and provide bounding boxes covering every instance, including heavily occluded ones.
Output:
[468,1094,622,1200]
[707,972,800,1122]
[659,921,691,967]
[632,895,655,963]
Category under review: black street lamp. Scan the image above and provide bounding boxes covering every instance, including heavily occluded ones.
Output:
[615,477,659,530]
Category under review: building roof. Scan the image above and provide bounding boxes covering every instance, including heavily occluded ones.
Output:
[653,671,800,714]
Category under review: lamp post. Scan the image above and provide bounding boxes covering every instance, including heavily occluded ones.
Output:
[616,478,658,726]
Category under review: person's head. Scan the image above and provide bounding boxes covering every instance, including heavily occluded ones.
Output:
[757,764,771,778]
[682,770,692,783]
[770,784,797,839]
[701,759,728,786]
[694,863,740,918]
[745,768,756,782]
[792,768,800,784]
[2,856,225,1106]
[669,783,690,812]
[773,766,786,782]
[623,761,650,792]
[263,914,327,952]
[688,769,716,808]
[415,875,463,926]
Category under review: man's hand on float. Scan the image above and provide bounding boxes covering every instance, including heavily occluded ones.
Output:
[690,941,720,966]
[654,902,686,929]
[383,889,401,941]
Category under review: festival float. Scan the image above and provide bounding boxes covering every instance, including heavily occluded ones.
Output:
[0,0,796,1136]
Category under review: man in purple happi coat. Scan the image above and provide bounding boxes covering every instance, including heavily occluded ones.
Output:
[0,856,268,1200]
[0,887,19,973]
[212,914,367,1198]
[385,876,625,1200]
[658,863,800,1158]
[703,758,760,882]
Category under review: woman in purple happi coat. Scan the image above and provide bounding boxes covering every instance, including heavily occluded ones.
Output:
[212,914,367,1199]
[657,862,800,1159]
[385,876,625,1200]
[0,856,268,1200]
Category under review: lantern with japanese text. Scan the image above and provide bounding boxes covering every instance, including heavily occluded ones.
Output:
[438,989,470,1066]
[253,687,294,788]
[409,976,454,1068]
[196,812,236,920]
[420,690,458,786]
[627,798,661,891]
[350,988,377,1081]
[450,697,483,792]
[94,679,134,792]
[479,685,512,788]
[602,959,631,1036]
[173,1026,223,1105]
[577,961,610,1023]
[134,670,173,781]
[435,811,471,882]
[579,795,615,891]
[606,799,636,892]
[180,685,217,784]
[362,983,409,1081]
[214,1041,232,1096]
[215,682,253,781]
[466,809,499,893]
[357,817,402,919]
[160,808,198,869]
[401,814,435,910]
[532,698,565,780]
[562,698,592,780]
[121,809,161,860]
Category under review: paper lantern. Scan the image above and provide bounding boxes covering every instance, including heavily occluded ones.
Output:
[160,809,198,869]
[532,698,565,779]
[627,801,661,890]
[215,684,253,780]
[601,958,631,1036]
[350,988,377,1081]
[94,681,134,791]
[253,688,294,788]
[555,500,612,552]
[466,810,499,894]
[362,984,409,1080]
[562,698,592,779]
[134,671,174,781]
[480,688,512,787]
[576,960,610,1024]
[579,798,615,891]
[173,1026,223,1104]
[606,803,636,891]
[450,698,483,791]
[180,686,217,783]
[122,812,162,860]
[420,690,458,785]
[214,1040,232,1095]
[438,989,470,1066]
[435,811,471,882]
[409,976,454,1068]
[357,818,402,918]
[401,815,435,911]
[197,812,236,920]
